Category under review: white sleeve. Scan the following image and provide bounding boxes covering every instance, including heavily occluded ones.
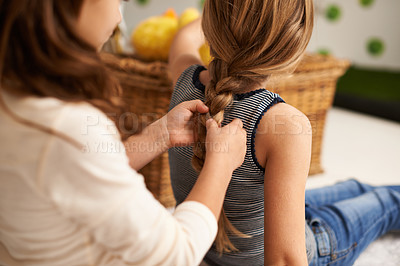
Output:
[40,104,217,265]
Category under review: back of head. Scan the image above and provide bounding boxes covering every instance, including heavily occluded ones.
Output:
[193,0,314,254]
[202,0,314,82]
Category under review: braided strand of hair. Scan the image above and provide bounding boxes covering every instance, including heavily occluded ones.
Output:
[194,0,314,255]
[192,57,250,254]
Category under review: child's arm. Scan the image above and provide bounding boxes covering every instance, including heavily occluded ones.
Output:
[169,18,205,86]
[257,103,312,266]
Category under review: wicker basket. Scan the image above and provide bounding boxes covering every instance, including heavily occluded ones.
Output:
[101,53,176,208]
[102,53,350,207]
[267,54,351,175]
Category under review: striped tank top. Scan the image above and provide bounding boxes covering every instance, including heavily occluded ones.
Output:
[168,65,316,265]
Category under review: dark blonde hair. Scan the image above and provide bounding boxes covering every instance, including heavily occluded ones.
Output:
[193,0,314,253]
[0,0,131,145]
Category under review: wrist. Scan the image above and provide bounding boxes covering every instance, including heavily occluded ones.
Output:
[146,117,170,151]
[203,152,234,176]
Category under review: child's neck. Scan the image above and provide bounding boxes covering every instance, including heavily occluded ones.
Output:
[199,70,268,93]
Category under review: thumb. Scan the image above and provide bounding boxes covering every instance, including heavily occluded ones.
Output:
[231,118,244,130]
[182,100,209,114]
[205,118,218,131]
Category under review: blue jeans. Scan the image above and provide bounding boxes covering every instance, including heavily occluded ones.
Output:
[305,179,400,266]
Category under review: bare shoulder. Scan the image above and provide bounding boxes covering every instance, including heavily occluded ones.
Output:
[254,102,312,168]
[261,102,311,135]
[199,69,210,85]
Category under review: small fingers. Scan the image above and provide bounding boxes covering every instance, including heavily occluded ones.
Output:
[206,118,218,131]
[231,118,243,128]
[183,100,209,114]
[229,119,244,133]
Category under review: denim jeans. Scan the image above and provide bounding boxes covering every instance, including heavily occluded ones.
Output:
[305,179,400,266]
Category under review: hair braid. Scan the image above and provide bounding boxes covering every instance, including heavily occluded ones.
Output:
[192,58,234,171]
[192,57,251,254]
[194,0,314,254]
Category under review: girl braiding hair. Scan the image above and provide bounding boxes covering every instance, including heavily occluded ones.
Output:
[0,0,247,264]
[0,0,131,144]
[191,0,314,253]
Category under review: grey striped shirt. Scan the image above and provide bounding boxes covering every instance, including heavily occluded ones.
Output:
[168,65,316,265]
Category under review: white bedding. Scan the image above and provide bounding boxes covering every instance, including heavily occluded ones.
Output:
[354,232,400,266]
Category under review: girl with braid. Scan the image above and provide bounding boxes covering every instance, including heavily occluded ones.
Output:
[168,1,400,265]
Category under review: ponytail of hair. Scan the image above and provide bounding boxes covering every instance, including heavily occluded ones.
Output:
[192,57,253,254]
[194,0,314,254]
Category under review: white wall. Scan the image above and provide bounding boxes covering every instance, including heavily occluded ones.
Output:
[308,0,400,71]
[121,0,400,71]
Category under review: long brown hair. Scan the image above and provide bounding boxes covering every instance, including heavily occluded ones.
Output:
[193,0,314,253]
[0,0,130,145]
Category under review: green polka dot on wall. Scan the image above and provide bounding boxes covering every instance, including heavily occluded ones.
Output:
[325,5,342,22]
[367,38,385,57]
[317,48,331,56]
[359,0,375,8]
[199,0,205,8]
[136,0,150,6]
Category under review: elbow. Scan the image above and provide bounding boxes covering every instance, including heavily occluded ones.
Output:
[264,245,308,266]
[166,237,201,266]
[265,254,308,266]
[160,221,211,266]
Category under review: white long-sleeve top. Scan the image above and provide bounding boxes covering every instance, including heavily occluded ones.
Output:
[0,91,217,266]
